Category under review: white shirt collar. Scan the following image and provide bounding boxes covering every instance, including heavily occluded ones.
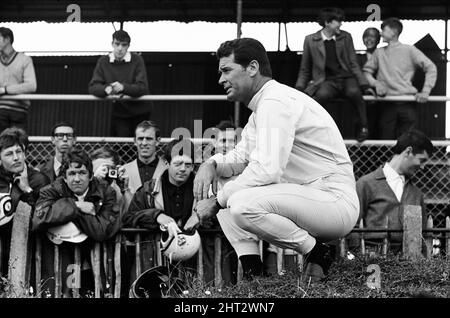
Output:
[321,30,336,41]
[247,79,276,112]
[109,52,131,63]
[383,163,405,183]
[54,157,62,175]
[75,188,89,201]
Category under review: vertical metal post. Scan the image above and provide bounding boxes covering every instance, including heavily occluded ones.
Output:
[234,0,243,128]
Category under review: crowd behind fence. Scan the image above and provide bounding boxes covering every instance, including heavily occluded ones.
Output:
[1,138,450,297]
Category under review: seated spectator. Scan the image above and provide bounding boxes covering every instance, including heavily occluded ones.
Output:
[0,27,37,132]
[32,149,121,297]
[354,129,433,254]
[360,27,381,67]
[88,30,150,137]
[123,138,197,280]
[122,120,167,194]
[363,18,437,139]
[37,122,77,182]
[295,7,371,142]
[0,127,49,277]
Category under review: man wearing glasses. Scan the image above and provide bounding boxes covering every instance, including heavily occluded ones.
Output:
[37,122,77,182]
[122,120,167,194]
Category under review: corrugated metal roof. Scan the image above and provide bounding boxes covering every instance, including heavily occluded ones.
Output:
[0,0,448,23]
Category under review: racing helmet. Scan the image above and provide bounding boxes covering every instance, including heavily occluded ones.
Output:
[129,264,186,298]
[0,192,13,227]
[160,229,201,262]
[46,222,88,244]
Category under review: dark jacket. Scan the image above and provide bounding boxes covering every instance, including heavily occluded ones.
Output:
[88,53,150,117]
[0,165,50,213]
[295,30,368,95]
[36,156,56,182]
[355,166,426,241]
[123,170,195,230]
[32,177,121,242]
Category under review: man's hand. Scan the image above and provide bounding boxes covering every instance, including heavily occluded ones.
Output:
[157,213,181,239]
[104,85,113,95]
[415,92,429,103]
[75,201,96,215]
[110,82,124,94]
[14,167,32,193]
[193,160,218,201]
[93,163,109,180]
[0,87,6,95]
[183,213,200,231]
[364,87,376,96]
[374,82,387,97]
[193,197,221,224]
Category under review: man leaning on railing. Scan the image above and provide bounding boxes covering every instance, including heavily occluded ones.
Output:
[363,18,437,140]
[31,149,121,297]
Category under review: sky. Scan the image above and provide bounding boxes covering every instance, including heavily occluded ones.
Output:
[1,20,449,136]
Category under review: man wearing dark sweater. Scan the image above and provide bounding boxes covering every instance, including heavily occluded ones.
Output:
[89,30,150,137]
[295,8,372,142]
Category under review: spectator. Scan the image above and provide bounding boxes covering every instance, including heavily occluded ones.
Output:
[360,28,381,139]
[295,8,371,142]
[88,30,150,137]
[0,127,49,277]
[202,120,239,285]
[360,27,381,67]
[32,149,121,297]
[354,129,433,253]
[0,27,37,132]
[363,18,437,139]
[123,138,198,282]
[122,120,167,194]
[37,122,77,182]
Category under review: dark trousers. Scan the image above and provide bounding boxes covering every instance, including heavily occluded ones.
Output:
[0,109,28,134]
[111,113,151,137]
[378,102,416,139]
[313,77,368,128]
[202,233,237,286]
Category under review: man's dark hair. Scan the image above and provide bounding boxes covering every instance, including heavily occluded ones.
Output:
[51,121,76,136]
[363,27,381,42]
[392,129,434,156]
[135,120,160,139]
[381,18,403,36]
[112,30,131,44]
[317,7,345,27]
[90,146,120,166]
[163,137,195,164]
[217,38,272,78]
[215,120,236,131]
[60,149,93,178]
[0,127,27,153]
[0,27,14,44]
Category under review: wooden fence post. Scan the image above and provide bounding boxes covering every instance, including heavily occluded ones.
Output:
[359,219,366,256]
[54,244,61,298]
[276,247,284,274]
[196,241,204,280]
[402,205,423,260]
[214,235,222,288]
[8,201,32,297]
[339,238,346,258]
[90,242,102,298]
[134,233,141,278]
[425,215,434,259]
[446,217,450,258]
[114,234,121,298]
[73,245,81,298]
[34,236,42,297]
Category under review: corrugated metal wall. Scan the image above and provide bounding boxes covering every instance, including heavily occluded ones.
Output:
[28,50,446,138]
